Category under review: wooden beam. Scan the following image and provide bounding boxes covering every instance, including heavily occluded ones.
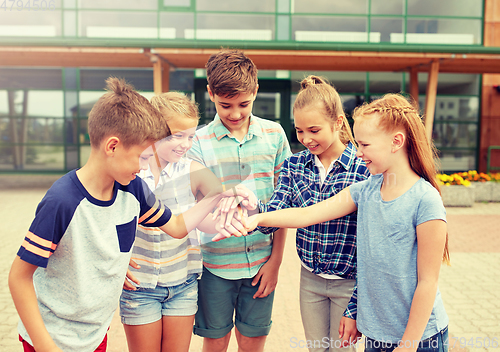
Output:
[153,58,162,95]
[409,67,419,109]
[424,60,440,143]
[2,46,500,74]
[162,62,170,93]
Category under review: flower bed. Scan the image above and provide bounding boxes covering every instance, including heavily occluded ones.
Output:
[437,171,500,205]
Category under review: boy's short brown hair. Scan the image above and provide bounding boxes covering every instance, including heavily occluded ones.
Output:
[206,49,258,98]
[88,77,170,148]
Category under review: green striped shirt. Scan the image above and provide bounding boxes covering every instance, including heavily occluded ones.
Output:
[188,114,291,279]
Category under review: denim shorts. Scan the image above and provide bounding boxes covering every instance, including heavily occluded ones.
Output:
[120,274,199,325]
[364,327,448,352]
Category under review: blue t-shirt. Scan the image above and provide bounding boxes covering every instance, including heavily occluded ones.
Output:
[350,174,448,343]
[17,170,172,352]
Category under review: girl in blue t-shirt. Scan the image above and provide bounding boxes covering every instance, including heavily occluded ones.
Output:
[243,93,450,352]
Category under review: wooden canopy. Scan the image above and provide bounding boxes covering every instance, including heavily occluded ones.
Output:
[1,46,500,73]
[2,45,500,140]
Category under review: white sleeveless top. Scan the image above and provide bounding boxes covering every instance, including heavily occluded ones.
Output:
[130,157,202,288]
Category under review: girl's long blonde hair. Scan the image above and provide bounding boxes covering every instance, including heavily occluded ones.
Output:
[294,75,355,146]
[353,94,450,264]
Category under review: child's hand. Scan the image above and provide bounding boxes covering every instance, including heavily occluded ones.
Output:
[244,213,260,233]
[212,205,247,242]
[219,185,258,212]
[123,259,141,291]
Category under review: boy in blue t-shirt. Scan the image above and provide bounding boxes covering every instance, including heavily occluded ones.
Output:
[8,77,247,352]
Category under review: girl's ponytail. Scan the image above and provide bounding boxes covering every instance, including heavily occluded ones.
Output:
[294,75,355,146]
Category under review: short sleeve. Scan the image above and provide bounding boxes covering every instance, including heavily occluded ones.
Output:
[417,187,447,226]
[18,193,78,268]
[348,178,369,207]
[133,178,172,227]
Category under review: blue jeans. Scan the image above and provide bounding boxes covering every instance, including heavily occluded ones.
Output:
[364,327,448,352]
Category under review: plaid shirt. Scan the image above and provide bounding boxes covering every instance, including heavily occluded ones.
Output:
[258,142,369,319]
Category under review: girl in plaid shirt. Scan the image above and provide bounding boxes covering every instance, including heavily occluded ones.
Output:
[257,76,369,352]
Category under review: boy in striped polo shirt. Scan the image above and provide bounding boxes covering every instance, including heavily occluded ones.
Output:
[188,49,291,352]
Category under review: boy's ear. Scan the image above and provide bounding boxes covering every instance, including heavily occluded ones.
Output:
[207,85,215,102]
[104,137,120,156]
[254,84,259,96]
[391,131,405,152]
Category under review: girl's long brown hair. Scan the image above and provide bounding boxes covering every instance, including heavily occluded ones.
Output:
[353,94,450,264]
[294,75,355,146]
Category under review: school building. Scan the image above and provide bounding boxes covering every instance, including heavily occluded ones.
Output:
[1,0,500,174]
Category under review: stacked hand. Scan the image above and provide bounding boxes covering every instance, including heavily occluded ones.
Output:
[212,185,259,241]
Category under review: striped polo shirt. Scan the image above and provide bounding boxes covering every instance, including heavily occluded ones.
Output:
[187,114,291,280]
[129,157,202,288]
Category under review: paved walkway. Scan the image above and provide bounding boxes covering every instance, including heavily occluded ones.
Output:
[0,182,499,351]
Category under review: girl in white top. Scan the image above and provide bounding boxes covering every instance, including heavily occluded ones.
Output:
[120,92,226,352]
[242,94,450,352]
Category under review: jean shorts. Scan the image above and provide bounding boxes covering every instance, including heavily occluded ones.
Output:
[120,274,199,325]
[364,327,449,352]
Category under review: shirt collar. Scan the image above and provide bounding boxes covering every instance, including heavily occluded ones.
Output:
[212,114,262,142]
[305,141,357,171]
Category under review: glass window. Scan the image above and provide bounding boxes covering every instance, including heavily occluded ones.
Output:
[164,0,191,6]
[434,97,479,122]
[370,18,403,42]
[192,14,275,41]
[371,0,403,15]
[253,92,280,123]
[438,149,476,172]
[277,0,290,13]
[403,19,482,45]
[27,91,64,118]
[369,72,403,94]
[0,91,8,115]
[433,123,477,149]
[277,15,290,41]
[0,90,64,118]
[64,10,77,37]
[294,0,368,14]
[330,72,366,94]
[0,145,65,171]
[79,0,158,10]
[80,69,154,91]
[80,11,158,38]
[79,92,103,117]
[293,16,369,42]
[169,70,195,91]
[408,73,480,96]
[341,94,366,119]
[0,69,63,90]
[196,0,275,12]
[80,145,92,165]
[160,12,194,39]
[79,119,90,145]
[436,74,480,95]
[407,0,483,17]
[0,11,61,37]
